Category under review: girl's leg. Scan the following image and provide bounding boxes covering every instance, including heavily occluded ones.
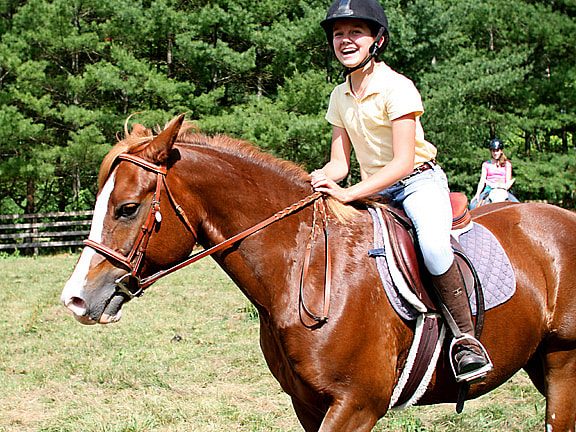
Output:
[401,166,491,381]
[401,167,452,276]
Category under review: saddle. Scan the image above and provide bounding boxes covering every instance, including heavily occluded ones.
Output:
[380,192,478,315]
[369,193,512,410]
[373,192,485,411]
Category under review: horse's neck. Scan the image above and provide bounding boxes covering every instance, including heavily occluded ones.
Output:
[177,153,311,312]
[200,173,309,243]
[212,185,311,313]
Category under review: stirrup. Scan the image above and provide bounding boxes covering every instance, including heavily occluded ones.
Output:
[449,335,493,383]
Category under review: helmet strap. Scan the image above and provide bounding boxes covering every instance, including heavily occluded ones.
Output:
[343,26,387,77]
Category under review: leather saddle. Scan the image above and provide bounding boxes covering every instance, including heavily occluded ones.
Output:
[373,192,487,410]
[380,192,479,316]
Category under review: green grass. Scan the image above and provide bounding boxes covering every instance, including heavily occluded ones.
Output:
[0,255,545,431]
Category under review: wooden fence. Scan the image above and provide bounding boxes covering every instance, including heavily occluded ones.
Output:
[0,211,93,255]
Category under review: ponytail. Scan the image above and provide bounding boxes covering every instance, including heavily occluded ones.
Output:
[498,152,508,168]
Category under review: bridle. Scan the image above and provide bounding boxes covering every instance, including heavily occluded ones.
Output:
[83,153,331,322]
[83,153,197,298]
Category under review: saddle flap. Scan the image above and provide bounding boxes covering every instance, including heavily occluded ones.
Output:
[382,204,478,315]
[383,207,436,310]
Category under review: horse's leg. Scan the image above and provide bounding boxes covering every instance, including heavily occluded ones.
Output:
[291,398,325,432]
[318,399,380,432]
[523,349,545,395]
[544,348,576,431]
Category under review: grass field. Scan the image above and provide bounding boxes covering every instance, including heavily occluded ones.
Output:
[0,254,545,431]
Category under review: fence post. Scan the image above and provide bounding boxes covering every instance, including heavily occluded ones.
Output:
[32,215,39,256]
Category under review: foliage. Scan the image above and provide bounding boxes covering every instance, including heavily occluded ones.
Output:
[0,0,574,214]
[198,69,334,169]
[418,0,576,200]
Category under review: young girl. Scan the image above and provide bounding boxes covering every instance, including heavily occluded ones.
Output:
[470,138,518,208]
[311,0,491,381]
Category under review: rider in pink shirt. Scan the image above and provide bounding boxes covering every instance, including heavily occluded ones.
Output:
[471,139,518,208]
[483,159,511,184]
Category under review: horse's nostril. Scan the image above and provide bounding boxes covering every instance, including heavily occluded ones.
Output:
[67,296,87,316]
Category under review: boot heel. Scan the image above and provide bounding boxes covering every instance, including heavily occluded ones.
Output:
[449,335,493,383]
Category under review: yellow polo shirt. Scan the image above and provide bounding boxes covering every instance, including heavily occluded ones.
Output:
[326,63,437,177]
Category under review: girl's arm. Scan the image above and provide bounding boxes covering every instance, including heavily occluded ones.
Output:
[317,125,352,182]
[505,161,515,189]
[312,114,416,203]
[473,164,488,199]
[505,161,512,183]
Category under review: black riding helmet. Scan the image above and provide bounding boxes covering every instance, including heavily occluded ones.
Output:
[489,139,504,150]
[321,0,389,75]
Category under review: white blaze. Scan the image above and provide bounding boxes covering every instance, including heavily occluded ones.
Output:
[61,172,116,306]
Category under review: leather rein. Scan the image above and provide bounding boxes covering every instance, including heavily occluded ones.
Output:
[83,153,332,323]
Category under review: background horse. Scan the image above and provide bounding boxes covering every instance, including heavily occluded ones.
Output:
[61,115,576,431]
[470,179,520,209]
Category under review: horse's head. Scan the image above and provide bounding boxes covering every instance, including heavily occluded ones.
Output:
[61,114,197,324]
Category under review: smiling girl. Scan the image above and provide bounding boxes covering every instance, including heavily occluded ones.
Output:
[311,0,492,382]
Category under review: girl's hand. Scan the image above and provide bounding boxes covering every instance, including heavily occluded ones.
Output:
[311,170,351,202]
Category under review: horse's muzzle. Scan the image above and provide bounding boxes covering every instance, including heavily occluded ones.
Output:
[62,283,129,325]
[99,292,127,324]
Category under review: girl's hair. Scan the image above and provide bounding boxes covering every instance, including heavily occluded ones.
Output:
[494,151,508,168]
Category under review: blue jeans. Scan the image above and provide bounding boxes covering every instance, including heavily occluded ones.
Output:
[379,164,454,276]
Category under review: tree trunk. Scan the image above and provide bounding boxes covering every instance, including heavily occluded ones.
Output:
[524,131,531,157]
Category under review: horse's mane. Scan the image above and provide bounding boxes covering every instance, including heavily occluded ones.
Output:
[98,116,307,188]
[99,115,359,223]
[178,132,310,187]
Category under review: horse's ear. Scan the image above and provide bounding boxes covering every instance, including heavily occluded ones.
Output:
[144,114,185,164]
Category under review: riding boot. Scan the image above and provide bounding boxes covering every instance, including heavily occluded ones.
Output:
[432,261,492,381]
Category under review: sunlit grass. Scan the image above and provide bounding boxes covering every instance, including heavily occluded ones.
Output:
[0,255,544,431]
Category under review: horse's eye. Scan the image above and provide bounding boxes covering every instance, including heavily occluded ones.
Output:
[117,203,140,219]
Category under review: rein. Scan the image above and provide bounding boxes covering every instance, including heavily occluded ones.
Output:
[300,198,332,324]
[83,153,331,322]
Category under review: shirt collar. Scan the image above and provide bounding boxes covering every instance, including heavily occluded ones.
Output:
[343,62,390,99]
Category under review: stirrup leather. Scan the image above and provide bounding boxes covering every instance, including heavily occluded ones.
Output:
[449,335,493,383]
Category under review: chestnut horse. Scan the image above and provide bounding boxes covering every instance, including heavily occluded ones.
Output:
[61,115,576,431]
